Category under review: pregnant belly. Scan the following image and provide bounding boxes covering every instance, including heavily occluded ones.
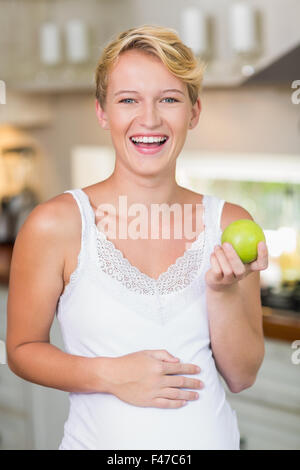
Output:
[60,382,240,450]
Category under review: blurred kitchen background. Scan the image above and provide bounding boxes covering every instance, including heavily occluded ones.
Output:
[0,0,300,450]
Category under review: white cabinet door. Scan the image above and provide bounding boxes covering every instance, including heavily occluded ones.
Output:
[224,338,300,450]
[0,285,69,450]
[225,396,300,450]
[0,410,29,450]
[0,340,6,364]
[29,315,69,450]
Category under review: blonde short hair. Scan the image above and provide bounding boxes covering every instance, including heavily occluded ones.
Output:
[95,24,206,110]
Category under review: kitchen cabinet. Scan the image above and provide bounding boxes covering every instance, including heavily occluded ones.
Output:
[0,285,68,450]
[0,369,32,450]
[0,409,29,450]
[227,397,300,450]
[0,286,32,449]
[224,337,300,450]
[1,0,136,93]
[1,0,300,93]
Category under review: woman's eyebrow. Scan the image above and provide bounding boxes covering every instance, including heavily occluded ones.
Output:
[113,89,185,96]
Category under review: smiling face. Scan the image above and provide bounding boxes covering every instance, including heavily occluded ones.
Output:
[95,49,201,175]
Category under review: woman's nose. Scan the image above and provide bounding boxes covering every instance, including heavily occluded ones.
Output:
[138,103,162,127]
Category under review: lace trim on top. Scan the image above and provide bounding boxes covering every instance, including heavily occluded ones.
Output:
[95,224,206,296]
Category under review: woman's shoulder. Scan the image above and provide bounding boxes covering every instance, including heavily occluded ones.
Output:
[11,192,78,279]
[217,199,254,232]
[42,191,80,222]
[182,188,253,231]
[23,191,82,246]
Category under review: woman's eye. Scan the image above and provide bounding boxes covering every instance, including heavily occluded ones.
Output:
[119,98,135,104]
[162,97,178,103]
[118,97,179,104]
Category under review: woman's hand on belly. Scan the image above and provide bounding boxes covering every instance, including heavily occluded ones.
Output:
[101,349,204,409]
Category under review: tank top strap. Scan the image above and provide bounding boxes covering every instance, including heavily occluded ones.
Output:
[203,194,226,251]
[63,187,96,249]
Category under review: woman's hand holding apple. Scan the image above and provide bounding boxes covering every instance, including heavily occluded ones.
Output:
[205,219,269,292]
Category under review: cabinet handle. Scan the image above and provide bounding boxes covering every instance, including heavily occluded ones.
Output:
[0,340,7,364]
[240,436,247,450]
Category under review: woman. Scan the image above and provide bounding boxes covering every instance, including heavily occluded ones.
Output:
[6,25,268,450]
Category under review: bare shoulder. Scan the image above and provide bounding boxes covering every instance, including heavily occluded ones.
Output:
[11,191,81,279]
[21,192,80,241]
[220,201,254,232]
[39,191,80,225]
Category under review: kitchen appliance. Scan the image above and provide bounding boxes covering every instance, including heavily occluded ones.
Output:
[0,186,38,243]
[0,144,39,242]
[261,281,300,313]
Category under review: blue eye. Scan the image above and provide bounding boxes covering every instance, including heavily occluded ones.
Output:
[118,97,179,104]
[162,97,178,103]
[119,98,135,104]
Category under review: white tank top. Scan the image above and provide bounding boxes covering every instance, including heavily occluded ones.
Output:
[56,188,240,450]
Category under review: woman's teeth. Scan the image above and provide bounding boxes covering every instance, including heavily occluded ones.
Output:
[130,136,168,145]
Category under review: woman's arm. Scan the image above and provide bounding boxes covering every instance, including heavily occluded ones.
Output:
[206,276,265,393]
[6,197,110,394]
[9,342,111,394]
[205,203,267,393]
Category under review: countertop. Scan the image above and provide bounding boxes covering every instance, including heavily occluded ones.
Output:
[262,306,300,342]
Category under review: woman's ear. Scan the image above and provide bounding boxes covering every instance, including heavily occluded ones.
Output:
[95,99,110,130]
[189,97,201,129]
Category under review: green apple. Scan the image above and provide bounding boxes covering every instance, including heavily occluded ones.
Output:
[221,219,266,264]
